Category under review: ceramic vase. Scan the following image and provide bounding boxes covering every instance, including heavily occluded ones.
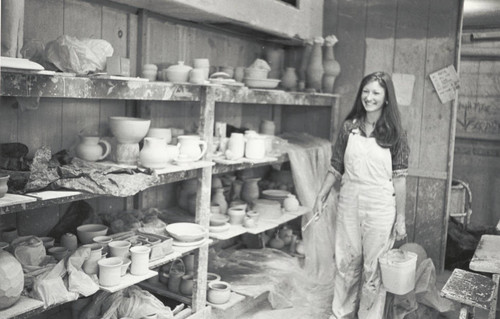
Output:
[265,47,283,79]
[306,37,325,92]
[298,39,313,91]
[140,137,169,168]
[0,251,23,310]
[82,243,103,275]
[322,35,340,94]
[241,178,261,204]
[281,67,298,91]
[211,187,228,215]
[0,175,9,199]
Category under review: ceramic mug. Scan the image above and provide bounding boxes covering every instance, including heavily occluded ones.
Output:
[98,257,123,287]
[130,246,151,276]
[108,240,131,258]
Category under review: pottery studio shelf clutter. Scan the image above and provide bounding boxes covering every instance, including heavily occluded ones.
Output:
[0,70,339,319]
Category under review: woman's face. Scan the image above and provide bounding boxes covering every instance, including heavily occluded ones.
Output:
[361,80,386,114]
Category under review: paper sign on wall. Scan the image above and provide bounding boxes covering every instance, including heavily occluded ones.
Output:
[392,73,415,106]
[429,65,460,104]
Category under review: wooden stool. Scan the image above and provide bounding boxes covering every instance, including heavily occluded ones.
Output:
[440,268,499,318]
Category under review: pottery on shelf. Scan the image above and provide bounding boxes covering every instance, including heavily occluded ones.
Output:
[142,64,158,81]
[109,116,151,165]
[130,246,151,276]
[283,194,300,212]
[227,207,246,225]
[241,177,261,204]
[211,187,228,215]
[140,137,170,169]
[82,243,103,275]
[180,274,194,295]
[245,134,266,160]
[298,39,313,91]
[0,251,23,310]
[281,67,298,91]
[75,135,111,162]
[0,174,9,199]
[259,120,275,136]
[322,35,340,93]
[60,233,78,251]
[177,135,208,162]
[165,61,193,83]
[306,36,325,92]
[207,281,231,304]
[226,133,245,160]
[147,128,172,144]
[97,257,123,287]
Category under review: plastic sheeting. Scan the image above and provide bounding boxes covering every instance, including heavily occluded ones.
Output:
[282,132,337,283]
[208,248,334,318]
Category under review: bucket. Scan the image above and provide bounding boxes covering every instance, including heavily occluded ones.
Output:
[379,249,417,295]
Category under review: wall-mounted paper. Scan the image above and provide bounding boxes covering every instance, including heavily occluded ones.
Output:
[392,73,415,106]
[429,65,460,104]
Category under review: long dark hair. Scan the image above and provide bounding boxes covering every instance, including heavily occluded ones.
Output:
[345,71,403,148]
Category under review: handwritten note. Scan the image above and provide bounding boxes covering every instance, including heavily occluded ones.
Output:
[429,65,460,104]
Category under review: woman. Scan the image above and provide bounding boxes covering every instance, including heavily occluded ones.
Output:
[314,71,410,318]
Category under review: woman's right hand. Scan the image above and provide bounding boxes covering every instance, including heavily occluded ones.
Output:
[313,195,325,221]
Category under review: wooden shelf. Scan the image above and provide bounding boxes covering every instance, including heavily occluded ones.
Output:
[0,71,339,107]
[212,154,288,175]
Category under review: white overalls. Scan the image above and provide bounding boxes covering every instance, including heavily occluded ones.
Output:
[331,130,396,319]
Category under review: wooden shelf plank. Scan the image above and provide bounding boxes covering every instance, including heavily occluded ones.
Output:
[245,206,310,235]
[0,296,44,319]
[100,269,158,293]
[0,72,339,107]
[213,154,288,174]
[0,193,38,208]
[209,224,247,240]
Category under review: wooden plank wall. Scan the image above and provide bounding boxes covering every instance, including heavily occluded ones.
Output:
[323,0,461,271]
[0,0,268,235]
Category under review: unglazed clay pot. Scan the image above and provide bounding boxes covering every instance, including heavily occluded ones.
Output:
[0,251,23,310]
[140,137,169,169]
[207,281,231,304]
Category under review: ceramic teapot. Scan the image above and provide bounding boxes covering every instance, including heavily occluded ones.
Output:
[177,135,207,162]
[75,136,111,162]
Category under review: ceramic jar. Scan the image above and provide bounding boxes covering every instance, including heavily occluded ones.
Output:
[189,68,206,84]
[227,207,246,225]
[130,246,151,276]
[177,135,208,161]
[245,134,266,160]
[281,67,298,91]
[226,133,245,160]
[165,61,192,83]
[108,240,131,259]
[306,37,324,92]
[140,137,169,169]
[180,274,194,295]
[207,281,231,304]
[259,120,275,136]
[298,39,313,91]
[82,243,103,275]
[98,257,123,287]
[193,58,210,80]
[283,194,300,212]
[241,178,261,204]
[0,174,9,198]
[322,35,340,93]
[0,251,23,310]
[211,187,228,215]
[61,233,78,251]
[142,64,158,81]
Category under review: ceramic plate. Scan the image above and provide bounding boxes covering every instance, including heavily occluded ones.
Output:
[172,237,208,247]
[209,223,230,233]
[262,189,290,198]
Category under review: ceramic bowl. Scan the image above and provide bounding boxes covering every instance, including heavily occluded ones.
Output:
[77,224,109,245]
[109,116,151,144]
[210,214,229,226]
[244,78,280,89]
[166,223,207,242]
[261,189,291,206]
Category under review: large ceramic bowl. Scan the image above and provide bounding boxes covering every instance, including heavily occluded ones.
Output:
[77,224,109,245]
[109,116,151,144]
[166,223,207,242]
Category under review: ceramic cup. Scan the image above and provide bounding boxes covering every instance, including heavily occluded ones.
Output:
[108,240,131,259]
[98,257,123,287]
[130,246,151,276]
[189,68,206,84]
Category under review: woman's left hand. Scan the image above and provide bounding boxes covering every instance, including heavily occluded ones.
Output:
[395,217,407,241]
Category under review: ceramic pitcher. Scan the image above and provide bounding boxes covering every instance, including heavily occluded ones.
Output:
[177,135,207,162]
[140,137,169,168]
[75,136,111,162]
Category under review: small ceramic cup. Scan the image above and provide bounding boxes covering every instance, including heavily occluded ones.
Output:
[108,240,131,259]
[130,246,151,276]
[98,257,123,287]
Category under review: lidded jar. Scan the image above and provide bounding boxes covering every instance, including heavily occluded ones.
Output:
[165,61,193,83]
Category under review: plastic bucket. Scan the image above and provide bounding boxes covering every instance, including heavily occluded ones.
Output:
[379,249,417,295]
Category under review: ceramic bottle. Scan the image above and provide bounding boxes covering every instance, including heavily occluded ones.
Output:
[306,36,325,92]
[322,35,341,94]
[281,67,298,91]
[298,39,313,91]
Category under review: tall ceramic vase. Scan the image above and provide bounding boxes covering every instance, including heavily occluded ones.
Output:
[322,35,341,94]
[306,36,325,92]
[298,39,313,91]
[241,178,261,204]
[281,67,298,91]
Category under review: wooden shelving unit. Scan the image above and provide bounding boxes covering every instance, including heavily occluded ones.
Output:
[0,70,339,319]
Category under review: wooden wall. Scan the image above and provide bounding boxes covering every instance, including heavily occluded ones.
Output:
[323,0,461,271]
[0,0,270,235]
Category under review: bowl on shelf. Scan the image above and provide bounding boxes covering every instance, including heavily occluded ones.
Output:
[244,78,280,89]
[210,214,230,227]
[261,189,291,206]
[166,223,207,242]
[77,224,109,245]
[244,67,269,79]
[109,116,151,144]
